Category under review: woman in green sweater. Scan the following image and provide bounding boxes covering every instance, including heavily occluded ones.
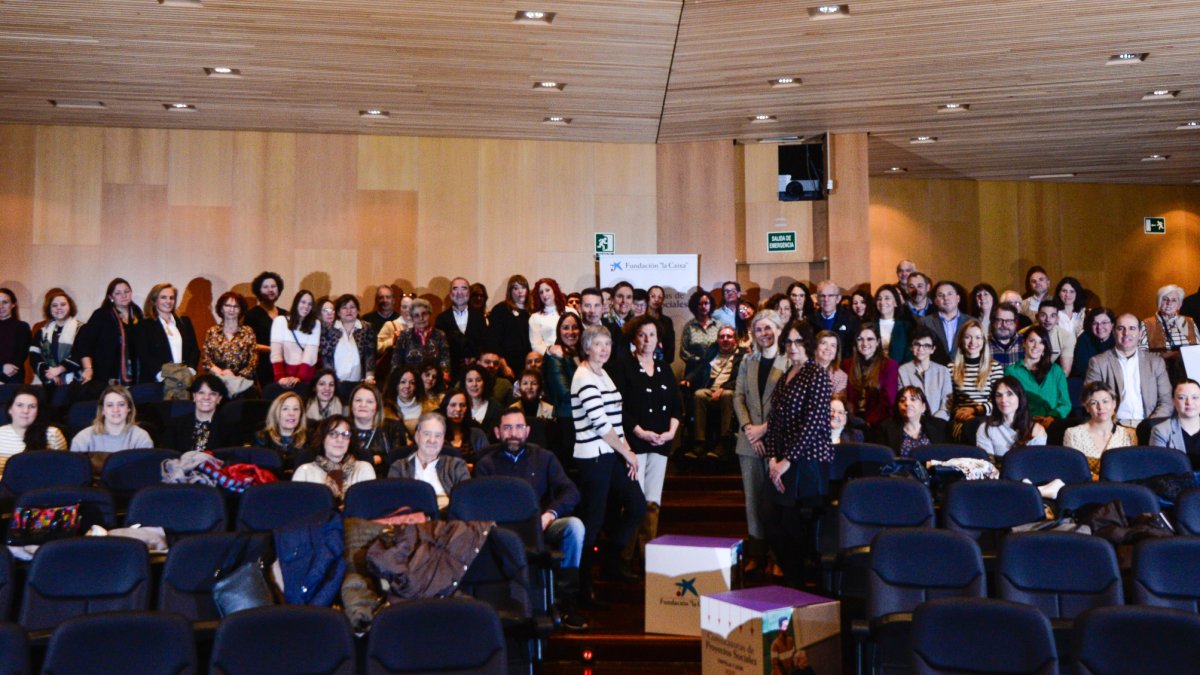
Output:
[1005,325,1070,429]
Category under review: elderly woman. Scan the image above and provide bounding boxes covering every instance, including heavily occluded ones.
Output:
[680,289,726,375]
[77,278,143,393]
[294,415,376,501]
[0,289,30,385]
[203,291,259,397]
[897,326,952,420]
[305,368,345,421]
[270,289,320,389]
[391,298,451,376]
[829,397,863,444]
[487,275,532,372]
[319,294,376,386]
[1151,379,1200,468]
[0,386,67,476]
[976,377,1047,460]
[1071,307,1116,380]
[69,385,153,453]
[388,412,469,511]
[529,277,567,356]
[1065,381,1134,477]
[136,283,200,385]
[1143,284,1198,358]
[733,309,787,573]
[30,289,84,386]
[244,271,287,387]
[763,319,832,587]
[572,324,646,595]
[253,391,308,470]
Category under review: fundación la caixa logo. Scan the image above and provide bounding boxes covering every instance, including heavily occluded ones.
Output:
[675,577,698,598]
[609,261,623,271]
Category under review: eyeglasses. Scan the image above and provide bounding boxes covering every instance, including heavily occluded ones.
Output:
[781,338,804,346]
[912,342,935,350]
[327,430,352,439]
[221,304,241,310]
[995,318,1016,325]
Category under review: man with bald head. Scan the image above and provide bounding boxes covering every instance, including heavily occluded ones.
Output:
[435,276,488,381]
[1085,313,1173,427]
[806,280,859,355]
[896,260,917,300]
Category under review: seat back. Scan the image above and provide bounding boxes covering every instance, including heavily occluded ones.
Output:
[19,537,150,630]
[1055,482,1160,518]
[1001,445,1092,485]
[838,477,934,551]
[911,597,1058,675]
[0,621,29,675]
[1098,445,1191,482]
[159,532,270,621]
[42,611,196,675]
[235,481,334,532]
[942,480,1046,542]
[344,478,438,521]
[99,448,180,494]
[216,399,271,445]
[127,483,227,534]
[997,532,1122,620]
[210,605,355,675]
[0,452,91,496]
[829,442,894,481]
[459,528,533,621]
[0,548,12,622]
[867,528,985,620]
[65,401,97,434]
[1131,537,1200,612]
[366,598,507,674]
[449,476,544,551]
[16,486,116,529]
[1073,605,1200,675]
[1176,489,1200,535]
[913,443,990,463]
[209,446,284,474]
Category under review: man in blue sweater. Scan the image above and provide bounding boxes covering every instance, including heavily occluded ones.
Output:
[475,408,587,630]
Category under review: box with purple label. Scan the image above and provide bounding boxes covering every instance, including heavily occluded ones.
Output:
[645,535,743,636]
[701,586,840,675]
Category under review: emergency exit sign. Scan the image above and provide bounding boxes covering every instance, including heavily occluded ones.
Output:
[767,231,797,252]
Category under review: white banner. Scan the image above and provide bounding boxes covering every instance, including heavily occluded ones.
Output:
[599,254,699,292]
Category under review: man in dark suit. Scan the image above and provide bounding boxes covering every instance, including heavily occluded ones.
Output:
[434,277,488,382]
[807,280,859,357]
[919,280,969,366]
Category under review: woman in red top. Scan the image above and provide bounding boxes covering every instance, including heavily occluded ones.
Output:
[842,322,899,431]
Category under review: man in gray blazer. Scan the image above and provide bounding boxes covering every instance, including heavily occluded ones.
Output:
[1085,313,1173,426]
[733,310,788,572]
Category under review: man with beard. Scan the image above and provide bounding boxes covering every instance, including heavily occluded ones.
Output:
[245,271,287,387]
[989,303,1025,367]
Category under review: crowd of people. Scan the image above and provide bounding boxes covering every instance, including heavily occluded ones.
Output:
[0,263,1198,603]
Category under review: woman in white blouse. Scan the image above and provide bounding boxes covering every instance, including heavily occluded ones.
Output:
[30,289,85,386]
[529,277,568,355]
[293,415,375,501]
[135,283,199,384]
[1063,380,1134,477]
[270,289,320,388]
[976,376,1046,460]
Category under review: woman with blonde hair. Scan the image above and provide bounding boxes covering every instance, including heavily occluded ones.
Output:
[949,319,1004,440]
[135,282,200,386]
[69,384,153,453]
[254,391,309,470]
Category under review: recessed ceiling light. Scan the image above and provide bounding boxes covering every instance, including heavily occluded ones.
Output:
[937,103,969,113]
[49,99,105,109]
[910,136,937,144]
[533,81,565,91]
[164,103,196,111]
[808,4,848,18]
[769,77,801,88]
[542,116,572,125]
[1142,154,1168,161]
[1142,89,1179,100]
[750,114,777,123]
[1177,121,1200,130]
[1029,173,1076,179]
[204,67,241,77]
[1107,52,1147,64]
[514,10,555,24]
[887,167,907,173]
[158,0,202,6]
[359,109,389,118]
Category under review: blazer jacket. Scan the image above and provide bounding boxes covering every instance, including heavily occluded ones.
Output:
[733,351,789,458]
[135,315,200,384]
[876,416,951,454]
[897,361,953,420]
[434,307,488,378]
[919,312,970,365]
[1084,349,1173,420]
[1150,417,1194,454]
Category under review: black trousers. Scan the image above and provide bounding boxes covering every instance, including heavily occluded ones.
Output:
[575,452,647,583]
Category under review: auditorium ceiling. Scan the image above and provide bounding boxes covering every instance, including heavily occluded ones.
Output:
[2,0,1200,184]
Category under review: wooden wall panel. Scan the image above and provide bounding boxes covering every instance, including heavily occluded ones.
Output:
[826,133,871,288]
[0,126,36,302]
[166,130,233,208]
[872,176,1200,317]
[32,126,103,247]
[357,136,418,191]
[103,128,168,186]
[656,140,738,290]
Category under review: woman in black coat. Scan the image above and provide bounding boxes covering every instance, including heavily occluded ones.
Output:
[875,386,950,457]
[77,278,145,394]
[135,283,200,384]
[487,275,533,375]
[0,289,31,384]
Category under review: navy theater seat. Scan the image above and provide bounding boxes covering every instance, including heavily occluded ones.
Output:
[912,443,989,463]
[0,452,91,497]
[158,532,270,622]
[1098,445,1191,482]
[1072,605,1200,675]
[126,483,228,535]
[941,479,1045,557]
[344,477,438,521]
[235,481,334,532]
[1055,482,1160,518]
[210,605,355,675]
[42,611,196,675]
[16,486,116,530]
[911,597,1058,675]
[1131,537,1200,612]
[1000,445,1091,485]
[19,537,150,631]
[0,621,29,675]
[367,598,507,674]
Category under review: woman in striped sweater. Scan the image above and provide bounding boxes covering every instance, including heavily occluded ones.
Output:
[571,324,646,603]
[949,319,1004,442]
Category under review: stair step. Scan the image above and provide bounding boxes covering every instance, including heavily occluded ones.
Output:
[661,474,743,492]
[546,632,701,664]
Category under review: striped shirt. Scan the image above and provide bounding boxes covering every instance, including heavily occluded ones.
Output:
[951,357,1003,414]
[0,425,68,476]
[570,364,625,459]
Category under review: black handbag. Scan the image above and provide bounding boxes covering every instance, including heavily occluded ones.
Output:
[212,535,274,617]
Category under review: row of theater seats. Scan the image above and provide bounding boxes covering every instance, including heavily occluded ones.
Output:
[0,600,506,675]
[854,527,1200,674]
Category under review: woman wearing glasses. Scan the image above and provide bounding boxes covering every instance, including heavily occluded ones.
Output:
[293,414,376,500]
[897,326,952,420]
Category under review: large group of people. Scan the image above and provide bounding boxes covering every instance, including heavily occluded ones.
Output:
[0,262,1198,602]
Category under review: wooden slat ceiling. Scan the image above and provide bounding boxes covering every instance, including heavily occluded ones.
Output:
[3,0,1200,183]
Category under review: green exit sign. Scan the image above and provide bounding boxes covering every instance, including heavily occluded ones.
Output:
[767,231,797,252]
[1144,217,1166,234]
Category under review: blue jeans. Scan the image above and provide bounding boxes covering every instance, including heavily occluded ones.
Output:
[544,516,584,569]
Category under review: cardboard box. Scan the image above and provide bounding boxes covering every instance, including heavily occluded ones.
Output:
[701,586,841,675]
[645,535,743,636]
